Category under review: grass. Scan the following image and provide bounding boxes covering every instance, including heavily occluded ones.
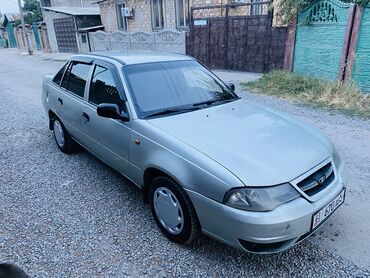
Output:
[241,71,370,119]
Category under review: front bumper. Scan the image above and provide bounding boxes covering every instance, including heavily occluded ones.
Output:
[186,164,347,254]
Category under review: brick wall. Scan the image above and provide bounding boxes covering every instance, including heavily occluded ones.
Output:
[164,0,176,29]
[127,0,152,31]
[99,0,284,33]
[100,0,118,32]
[99,0,193,32]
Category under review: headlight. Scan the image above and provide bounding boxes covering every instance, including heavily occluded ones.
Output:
[223,183,300,212]
[333,147,342,169]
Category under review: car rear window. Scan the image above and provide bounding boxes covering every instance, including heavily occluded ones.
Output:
[61,61,91,98]
[53,63,68,86]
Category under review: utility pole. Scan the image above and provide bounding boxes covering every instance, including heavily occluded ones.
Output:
[17,0,32,55]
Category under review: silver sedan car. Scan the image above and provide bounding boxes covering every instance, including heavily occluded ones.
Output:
[42,52,347,253]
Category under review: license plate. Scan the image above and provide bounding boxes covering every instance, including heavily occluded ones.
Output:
[312,189,345,230]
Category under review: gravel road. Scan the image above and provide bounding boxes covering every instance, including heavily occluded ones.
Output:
[0,49,369,277]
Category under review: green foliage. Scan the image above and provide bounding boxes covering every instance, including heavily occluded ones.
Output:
[276,0,370,24]
[14,19,21,27]
[275,0,311,24]
[23,0,43,24]
[241,71,370,118]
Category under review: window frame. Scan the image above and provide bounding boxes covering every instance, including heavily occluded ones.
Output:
[151,0,164,30]
[52,61,69,86]
[86,60,128,114]
[175,0,189,30]
[59,58,93,99]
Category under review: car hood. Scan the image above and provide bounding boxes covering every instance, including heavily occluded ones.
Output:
[147,99,331,186]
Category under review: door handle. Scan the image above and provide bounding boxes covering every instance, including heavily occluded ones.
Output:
[82,112,90,122]
[58,98,63,105]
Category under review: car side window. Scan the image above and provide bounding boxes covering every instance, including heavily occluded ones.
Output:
[89,65,124,111]
[53,62,68,86]
[61,61,91,98]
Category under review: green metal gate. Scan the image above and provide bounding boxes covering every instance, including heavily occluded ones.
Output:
[32,23,42,50]
[293,0,351,80]
[6,24,17,48]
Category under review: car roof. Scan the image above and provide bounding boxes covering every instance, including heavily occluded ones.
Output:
[74,51,194,65]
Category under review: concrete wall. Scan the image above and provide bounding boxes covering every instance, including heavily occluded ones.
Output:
[90,29,186,53]
[293,0,350,80]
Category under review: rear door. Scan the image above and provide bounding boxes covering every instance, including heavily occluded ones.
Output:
[56,58,92,143]
[79,60,133,176]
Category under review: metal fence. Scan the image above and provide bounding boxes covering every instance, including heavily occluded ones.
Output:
[187,2,287,72]
[90,30,186,54]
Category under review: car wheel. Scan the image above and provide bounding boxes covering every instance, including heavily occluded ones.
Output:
[52,118,78,154]
[149,176,200,244]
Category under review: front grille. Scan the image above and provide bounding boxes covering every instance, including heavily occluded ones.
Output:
[297,163,335,197]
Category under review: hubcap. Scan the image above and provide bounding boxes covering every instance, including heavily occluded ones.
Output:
[153,187,184,235]
[53,120,65,147]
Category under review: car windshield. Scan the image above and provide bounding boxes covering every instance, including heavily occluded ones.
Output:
[122,60,239,118]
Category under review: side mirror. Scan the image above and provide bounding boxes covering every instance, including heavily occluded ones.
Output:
[97,103,129,122]
[228,82,235,92]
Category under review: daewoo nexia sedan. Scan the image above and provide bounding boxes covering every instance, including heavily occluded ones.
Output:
[42,52,347,253]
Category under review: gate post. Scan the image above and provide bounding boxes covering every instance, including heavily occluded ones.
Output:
[187,7,194,56]
[283,18,297,72]
[264,7,274,72]
[344,5,363,81]
[338,3,356,80]
[224,5,229,70]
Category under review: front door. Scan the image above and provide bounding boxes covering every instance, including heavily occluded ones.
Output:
[80,61,132,176]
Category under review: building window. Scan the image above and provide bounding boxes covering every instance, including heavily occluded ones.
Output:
[175,0,189,29]
[151,0,164,30]
[116,1,127,30]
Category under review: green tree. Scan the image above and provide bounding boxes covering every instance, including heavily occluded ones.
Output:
[23,0,43,24]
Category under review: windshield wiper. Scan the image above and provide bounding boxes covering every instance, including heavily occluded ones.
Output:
[192,98,238,108]
[144,106,200,119]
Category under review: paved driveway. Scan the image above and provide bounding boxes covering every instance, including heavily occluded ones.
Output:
[0,49,369,277]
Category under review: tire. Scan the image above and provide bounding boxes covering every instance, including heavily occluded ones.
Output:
[52,117,78,154]
[149,176,200,244]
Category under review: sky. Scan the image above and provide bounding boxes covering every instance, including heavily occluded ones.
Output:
[0,0,22,14]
